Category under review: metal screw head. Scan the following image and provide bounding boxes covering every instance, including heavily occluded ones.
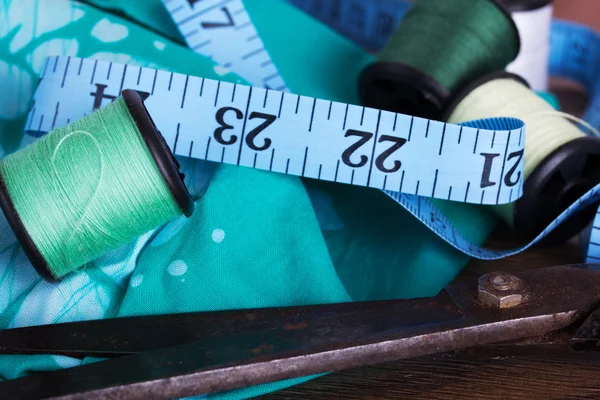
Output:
[490,275,515,291]
[478,272,524,309]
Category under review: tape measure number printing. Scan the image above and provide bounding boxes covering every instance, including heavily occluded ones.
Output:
[31,56,525,207]
[30,56,575,264]
[163,0,288,91]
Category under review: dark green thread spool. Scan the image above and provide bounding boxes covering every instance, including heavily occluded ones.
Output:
[359,0,520,120]
[0,90,193,281]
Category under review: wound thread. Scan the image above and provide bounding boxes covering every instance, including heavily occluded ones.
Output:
[446,73,600,243]
[0,93,190,280]
[447,76,584,181]
[359,0,520,119]
[379,0,518,91]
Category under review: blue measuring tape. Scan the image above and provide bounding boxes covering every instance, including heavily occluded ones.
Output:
[550,20,600,131]
[284,0,600,262]
[30,56,523,205]
[286,0,411,52]
[28,1,600,263]
[162,0,288,91]
[26,55,597,262]
[286,0,600,131]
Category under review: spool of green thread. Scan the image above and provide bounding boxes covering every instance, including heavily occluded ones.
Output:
[359,0,520,120]
[0,90,193,281]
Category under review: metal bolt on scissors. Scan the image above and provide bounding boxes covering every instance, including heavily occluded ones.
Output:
[1,264,600,399]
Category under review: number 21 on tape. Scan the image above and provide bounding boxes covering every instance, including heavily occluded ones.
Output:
[32,56,525,206]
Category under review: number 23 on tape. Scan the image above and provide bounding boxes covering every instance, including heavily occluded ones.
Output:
[32,56,525,206]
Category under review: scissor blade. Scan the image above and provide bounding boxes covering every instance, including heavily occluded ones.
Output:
[1,265,600,400]
[0,296,455,358]
[0,290,464,399]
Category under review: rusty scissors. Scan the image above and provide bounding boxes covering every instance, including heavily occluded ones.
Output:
[1,264,600,399]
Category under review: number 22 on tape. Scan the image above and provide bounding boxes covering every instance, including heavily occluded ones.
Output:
[30,56,524,207]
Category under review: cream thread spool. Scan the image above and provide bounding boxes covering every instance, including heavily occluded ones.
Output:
[444,72,600,243]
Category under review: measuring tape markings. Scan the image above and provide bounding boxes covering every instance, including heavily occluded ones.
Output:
[162,0,287,91]
[31,56,524,208]
[27,56,538,264]
[31,4,600,262]
[288,0,600,131]
[550,21,600,130]
[286,0,411,52]
[286,0,410,52]
[279,2,600,260]
[285,0,600,256]
[547,21,600,264]
[31,55,600,263]
[160,0,534,263]
[401,184,600,260]
[587,208,600,263]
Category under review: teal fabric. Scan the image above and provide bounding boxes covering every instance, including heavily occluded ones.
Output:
[0,0,499,398]
[0,2,346,398]
[82,0,183,42]
[245,0,497,300]
[537,91,560,110]
[91,0,498,299]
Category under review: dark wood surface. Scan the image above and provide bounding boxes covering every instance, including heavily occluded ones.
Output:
[263,351,600,399]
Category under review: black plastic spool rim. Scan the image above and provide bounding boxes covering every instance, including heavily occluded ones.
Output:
[0,90,193,282]
[359,0,521,120]
[122,90,194,218]
[0,175,55,281]
[515,136,600,244]
[444,71,600,244]
[498,0,553,12]
[359,62,451,120]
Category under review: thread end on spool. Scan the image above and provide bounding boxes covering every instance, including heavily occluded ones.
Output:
[359,62,450,120]
[0,175,58,282]
[122,90,194,218]
[514,136,600,244]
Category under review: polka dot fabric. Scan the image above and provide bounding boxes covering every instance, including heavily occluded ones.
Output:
[118,166,350,315]
[0,0,499,398]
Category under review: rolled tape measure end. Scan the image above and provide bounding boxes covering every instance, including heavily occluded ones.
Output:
[359,62,450,120]
[0,175,57,281]
[515,135,600,243]
[122,90,194,218]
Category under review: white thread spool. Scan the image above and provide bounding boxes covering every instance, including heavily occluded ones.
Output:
[503,0,554,91]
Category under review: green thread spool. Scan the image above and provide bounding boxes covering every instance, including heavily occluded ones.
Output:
[0,90,193,281]
[359,0,520,120]
[444,72,600,243]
